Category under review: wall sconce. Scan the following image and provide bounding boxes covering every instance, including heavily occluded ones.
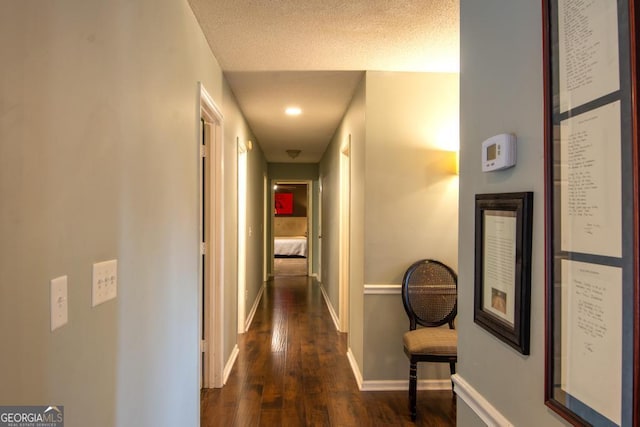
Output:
[286,149,301,159]
[238,139,253,153]
[454,150,459,175]
[443,150,459,175]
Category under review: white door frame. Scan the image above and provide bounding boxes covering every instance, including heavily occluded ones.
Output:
[317,178,322,282]
[237,138,248,334]
[263,176,269,282]
[339,136,351,333]
[198,83,224,388]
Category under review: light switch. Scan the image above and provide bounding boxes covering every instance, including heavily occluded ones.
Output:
[50,275,68,331]
[92,259,117,307]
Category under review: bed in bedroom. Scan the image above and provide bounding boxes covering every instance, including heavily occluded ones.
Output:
[273,217,308,258]
[274,236,307,258]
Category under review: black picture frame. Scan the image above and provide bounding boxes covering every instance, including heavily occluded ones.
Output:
[543,0,639,425]
[474,192,533,355]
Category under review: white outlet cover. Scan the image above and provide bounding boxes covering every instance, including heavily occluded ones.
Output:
[92,259,117,307]
[51,275,68,331]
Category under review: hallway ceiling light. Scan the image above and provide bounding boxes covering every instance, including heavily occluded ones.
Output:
[286,149,301,159]
[285,106,302,116]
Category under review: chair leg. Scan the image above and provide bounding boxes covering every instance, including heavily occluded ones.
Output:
[409,361,417,421]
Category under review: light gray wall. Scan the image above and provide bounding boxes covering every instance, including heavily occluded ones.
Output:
[458,0,568,425]
[0,1,245,426]
[363,72,459,380]
[318,76,366,367]
[223,81,267,329]
[245,142,267,310]
[319,75,367,366]
[457,399,487,427]
[222,81,239,358]
[348,77,367,371]
[319,140,341,312]
[268,163,319,180]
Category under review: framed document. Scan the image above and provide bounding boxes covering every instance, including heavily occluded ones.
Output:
[474,192,533,355]
[543,0,639,425]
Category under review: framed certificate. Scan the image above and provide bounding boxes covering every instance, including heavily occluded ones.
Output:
[543,0,639,425]
[474,192,533,355]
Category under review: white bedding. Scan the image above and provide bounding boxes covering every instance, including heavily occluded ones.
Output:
[274,236,307,257]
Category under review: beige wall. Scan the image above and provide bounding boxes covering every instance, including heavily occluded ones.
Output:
[458,0,567,425]
[319,75,367,368]
[347,77,367,371]
[245,135,267,317]
[320,71,459,383]
[319,75,366,358]
[221,80,240,362]
[0,1,248,425]
[318,117,343,310]
[363,71,459,380]
[222,80,267,336]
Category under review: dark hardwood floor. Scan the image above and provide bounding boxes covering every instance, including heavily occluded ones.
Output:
[200,275,456,426]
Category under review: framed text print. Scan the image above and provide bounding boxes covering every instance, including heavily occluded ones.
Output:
[543,0,640,425]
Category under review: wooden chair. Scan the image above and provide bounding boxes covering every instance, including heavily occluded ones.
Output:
[401,259,458,421]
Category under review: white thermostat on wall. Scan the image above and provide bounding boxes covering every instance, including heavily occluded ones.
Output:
[481,133,516,172]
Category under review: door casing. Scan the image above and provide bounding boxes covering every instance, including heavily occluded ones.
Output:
[198,82,224,388]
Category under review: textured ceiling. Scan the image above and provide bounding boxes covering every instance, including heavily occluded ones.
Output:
[188,0,459,162]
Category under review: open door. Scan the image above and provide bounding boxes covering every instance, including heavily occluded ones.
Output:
[199,83,224,389]
[200,118,209,388]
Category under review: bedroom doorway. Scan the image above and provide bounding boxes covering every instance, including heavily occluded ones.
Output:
[272,180,312,277]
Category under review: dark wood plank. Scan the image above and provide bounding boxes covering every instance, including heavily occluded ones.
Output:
[201,276,456,426]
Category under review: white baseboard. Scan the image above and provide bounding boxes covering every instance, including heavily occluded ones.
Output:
[452,374,513,427]
[318,283,341,331]
[346,348,363,389]
[346,347,451,392]
[222,345,239,385]
[244,284,265,331]
[361,379,452,391]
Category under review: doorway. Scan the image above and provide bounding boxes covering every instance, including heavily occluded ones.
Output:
[199,83,224,389]
[237,138,248,333]
[317,178,323,282]
[339,135,351,333]
[271,180,312,277]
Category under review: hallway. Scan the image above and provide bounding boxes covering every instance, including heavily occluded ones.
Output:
[200,276,456,426]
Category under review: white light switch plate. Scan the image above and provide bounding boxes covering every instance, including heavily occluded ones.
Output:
[51,275,68,331]
[92,259,117,307]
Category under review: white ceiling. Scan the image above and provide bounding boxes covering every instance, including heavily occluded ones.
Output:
[188,0,460,163]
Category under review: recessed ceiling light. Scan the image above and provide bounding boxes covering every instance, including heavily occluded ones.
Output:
[285,106,302,116]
